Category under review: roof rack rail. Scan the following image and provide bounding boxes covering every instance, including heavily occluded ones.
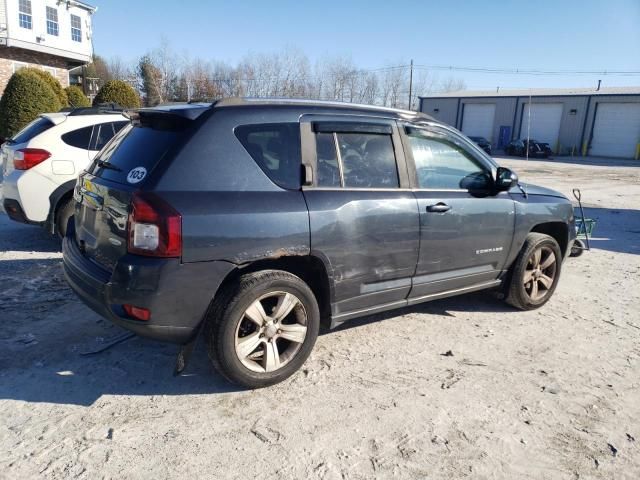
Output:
[62,103,125,116]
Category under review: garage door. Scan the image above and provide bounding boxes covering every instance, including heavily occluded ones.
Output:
[461,104,495,142]
[590,103,640,158]
[520,103,563,150]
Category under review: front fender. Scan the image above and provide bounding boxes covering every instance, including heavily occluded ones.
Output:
[508,192,575,264]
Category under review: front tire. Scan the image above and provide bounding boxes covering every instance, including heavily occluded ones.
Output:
[205,270,320,388]
[505,233,562,310]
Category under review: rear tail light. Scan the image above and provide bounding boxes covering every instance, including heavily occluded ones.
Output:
[13,148,51,170]
[123,304,151,321]
[127,192,182,257]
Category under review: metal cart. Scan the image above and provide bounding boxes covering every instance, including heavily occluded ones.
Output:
[569,189,595,258]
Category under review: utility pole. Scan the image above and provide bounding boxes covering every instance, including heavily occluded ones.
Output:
[408,59,414,110]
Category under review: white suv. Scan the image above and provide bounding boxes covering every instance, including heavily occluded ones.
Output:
[1,107,129,236]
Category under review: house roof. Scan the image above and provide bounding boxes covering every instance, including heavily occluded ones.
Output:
[66,1,98,13]
[420,86,640,99]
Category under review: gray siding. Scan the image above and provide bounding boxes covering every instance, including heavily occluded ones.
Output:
[458,97,517,148]
[420,97,458,127]
[513,96,589,155]
[421,96,517,148]
[420,92,640,157]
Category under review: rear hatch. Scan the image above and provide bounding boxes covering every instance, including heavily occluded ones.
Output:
[73,107,207,271]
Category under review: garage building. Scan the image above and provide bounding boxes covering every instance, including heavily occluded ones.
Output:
[419,87,640,159]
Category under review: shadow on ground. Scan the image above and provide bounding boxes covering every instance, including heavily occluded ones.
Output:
[0,214,61,253]
[575,207,640,255]
[0,285,511,407]
[0,329,243,406]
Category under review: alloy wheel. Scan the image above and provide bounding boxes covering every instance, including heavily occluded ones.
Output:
[234,291,308,373]
[523,246,557,301]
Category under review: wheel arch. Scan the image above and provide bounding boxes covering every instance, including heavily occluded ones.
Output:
[530,221,570,258]
[47,179,76,234]
[212,255,334,328]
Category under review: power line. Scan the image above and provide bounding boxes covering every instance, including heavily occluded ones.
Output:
[411,64,640,76]
[356,63,640,76]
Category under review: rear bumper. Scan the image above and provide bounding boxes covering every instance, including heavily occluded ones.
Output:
[2,168,57,223]
[3,198,43,225]
[62,222,235,344]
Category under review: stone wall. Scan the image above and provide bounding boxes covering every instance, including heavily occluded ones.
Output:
[0,46,71,97]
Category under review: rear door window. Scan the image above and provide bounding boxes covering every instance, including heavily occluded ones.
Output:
[11,117,55,144]
[235,123,301,190]
[315,129,399,189]
[338,133,399,188]
[315,133,341,187]
[61,125,93,150]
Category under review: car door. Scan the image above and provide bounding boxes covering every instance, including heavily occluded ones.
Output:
[300,115,420,323]
[402,123,516,302]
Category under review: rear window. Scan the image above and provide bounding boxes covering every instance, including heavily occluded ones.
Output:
[89,121,186,184]
[11,117,55,144]
[235,123,301,189]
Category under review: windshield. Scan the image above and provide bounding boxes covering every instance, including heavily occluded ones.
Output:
[10,117,55,144]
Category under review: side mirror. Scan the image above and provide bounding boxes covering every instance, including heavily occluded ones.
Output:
[495,167,518,191]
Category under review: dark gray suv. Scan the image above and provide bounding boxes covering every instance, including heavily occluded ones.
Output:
[62,98,576,388]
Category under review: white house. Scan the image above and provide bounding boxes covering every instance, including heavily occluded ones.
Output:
[0,0,96,97]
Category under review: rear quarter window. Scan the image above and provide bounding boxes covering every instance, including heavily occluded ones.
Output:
[11,117,55,144]
[62,125,93,150]
[235,123,301,190]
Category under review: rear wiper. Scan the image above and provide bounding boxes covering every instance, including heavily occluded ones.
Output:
[96,159,122,172]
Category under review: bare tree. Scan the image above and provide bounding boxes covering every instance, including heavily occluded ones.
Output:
[126,42,467,110]
[438,76,467,93]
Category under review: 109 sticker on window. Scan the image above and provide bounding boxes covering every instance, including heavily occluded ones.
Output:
[127,167,147,184]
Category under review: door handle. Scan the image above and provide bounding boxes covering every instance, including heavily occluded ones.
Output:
[426,202,451,213]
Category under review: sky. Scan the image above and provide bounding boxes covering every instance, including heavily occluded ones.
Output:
[91,0,640,91]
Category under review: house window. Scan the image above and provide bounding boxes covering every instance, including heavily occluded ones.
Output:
[42,66,57,77]
[18,0,32,29]
[70,14,82,42]
[46,7,59,36]
[12,61,28,73]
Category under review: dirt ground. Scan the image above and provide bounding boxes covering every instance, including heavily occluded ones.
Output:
[1,156,639,479]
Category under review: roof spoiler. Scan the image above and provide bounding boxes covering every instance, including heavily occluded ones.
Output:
[61,103,124,116]
[133,101,217,121]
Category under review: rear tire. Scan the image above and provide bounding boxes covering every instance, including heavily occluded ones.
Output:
[505,233,562,310]
[55,198,74,239]
[205,270,320,388]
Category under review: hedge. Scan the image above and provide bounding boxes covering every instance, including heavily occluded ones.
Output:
[0,70,62,139]
[22,68,68,107]
[93,80,141,108]
[65,85,91,108]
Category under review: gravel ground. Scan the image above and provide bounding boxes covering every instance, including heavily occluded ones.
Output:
[0,156,639,479]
